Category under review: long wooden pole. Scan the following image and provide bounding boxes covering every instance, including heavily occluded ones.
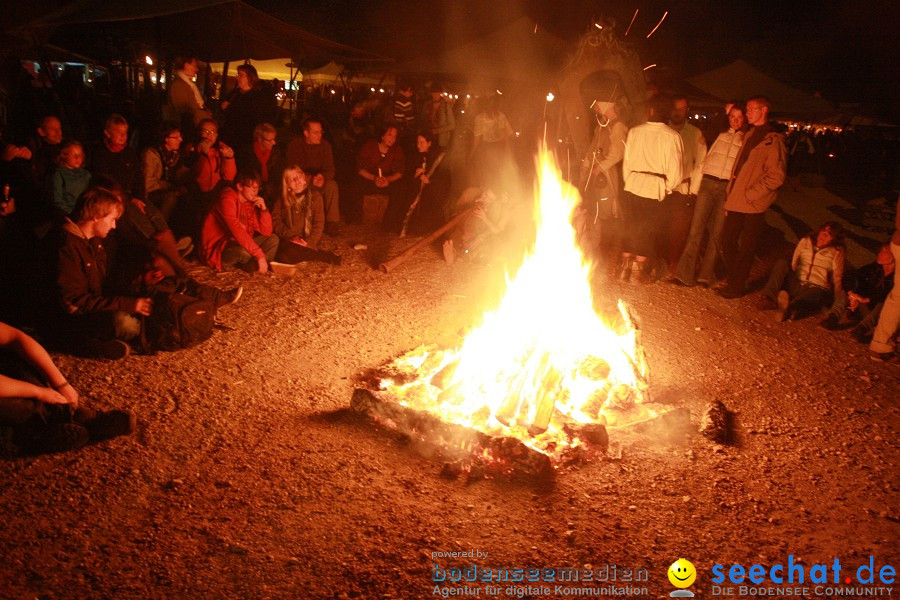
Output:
[379,207,475,273]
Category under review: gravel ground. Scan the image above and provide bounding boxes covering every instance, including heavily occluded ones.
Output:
[0,180,897,600]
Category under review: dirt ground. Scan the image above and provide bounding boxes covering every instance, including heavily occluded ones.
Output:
[0,181,898,600]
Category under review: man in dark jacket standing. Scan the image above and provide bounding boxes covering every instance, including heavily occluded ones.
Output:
[717,96,787,299]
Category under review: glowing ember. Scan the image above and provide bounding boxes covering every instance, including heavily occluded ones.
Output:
[378,148,651,461]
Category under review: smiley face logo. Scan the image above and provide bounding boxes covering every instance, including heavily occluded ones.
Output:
[668,558,696,588]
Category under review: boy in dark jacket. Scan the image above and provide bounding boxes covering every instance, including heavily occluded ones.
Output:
[54,186,151,359]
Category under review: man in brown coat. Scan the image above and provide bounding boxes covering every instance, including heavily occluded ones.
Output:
[717,96,787,299]
[164,56,212,139]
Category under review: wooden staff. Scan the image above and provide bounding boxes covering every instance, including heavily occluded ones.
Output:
[399,152,445,238]
[379,206,475,273]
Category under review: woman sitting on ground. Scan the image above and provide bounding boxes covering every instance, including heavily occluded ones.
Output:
[400,131,450,236]
[271,166,340,265]
[757,221,846,322]
[142,121,189,223]
[354,125,405,231]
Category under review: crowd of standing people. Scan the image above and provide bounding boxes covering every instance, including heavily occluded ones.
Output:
[575,89,899,364]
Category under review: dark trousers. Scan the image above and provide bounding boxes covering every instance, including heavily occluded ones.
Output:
[221,234,279,267]
[274,239,340,265]
[720,211,767,296]
[621,191,664,259]
[664,191,695,269]
[762,259,831,318]
[57,311,141,354]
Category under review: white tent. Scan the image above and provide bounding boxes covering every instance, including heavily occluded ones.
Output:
[207,59,393,87]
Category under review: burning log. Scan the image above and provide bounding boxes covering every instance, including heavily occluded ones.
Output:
[351,388,488,453]
[351,385,613,478]
[700,400,732,444]
[352,388,563,478]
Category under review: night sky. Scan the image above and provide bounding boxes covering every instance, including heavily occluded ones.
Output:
[249,0,897,118]
[8,0,899,118]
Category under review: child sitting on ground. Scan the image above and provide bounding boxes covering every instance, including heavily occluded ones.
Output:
[49,140,91,216]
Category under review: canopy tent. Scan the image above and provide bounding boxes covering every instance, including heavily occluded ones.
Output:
[818,110,897,128]
[206,59,394,87]
[21,0,391,68]
[394,16,570,89]
[686,59,834,118]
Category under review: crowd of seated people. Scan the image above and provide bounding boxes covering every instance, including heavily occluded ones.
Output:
[4,73,896,378]
[1,74,523,378]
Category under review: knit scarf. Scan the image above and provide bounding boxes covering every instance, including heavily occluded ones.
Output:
[253,141,271,182]
[157,146,181,182]
[177,70,206,110]
[285,188,312,238]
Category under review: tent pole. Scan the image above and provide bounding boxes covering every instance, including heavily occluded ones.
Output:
[220,61,230,101]
[155,18,163,94]
[220,0,240,101]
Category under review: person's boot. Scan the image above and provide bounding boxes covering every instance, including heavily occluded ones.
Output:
[83,410,136,441]
[85,338,131,360]
[774,291,790,322]
[631,260,651,284]
[213,285,243,308]
[850,326,872,344]
[818,314,841,330]
[617,256,633,283]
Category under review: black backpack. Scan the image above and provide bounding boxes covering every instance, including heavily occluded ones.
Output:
[142,292,216,351]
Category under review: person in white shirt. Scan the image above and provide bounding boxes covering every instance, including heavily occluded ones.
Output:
[619,95,683,283]
[664,95,707,273]
[672,104,746,286]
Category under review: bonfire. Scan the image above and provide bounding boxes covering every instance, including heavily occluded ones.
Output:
[355,147,653,472]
